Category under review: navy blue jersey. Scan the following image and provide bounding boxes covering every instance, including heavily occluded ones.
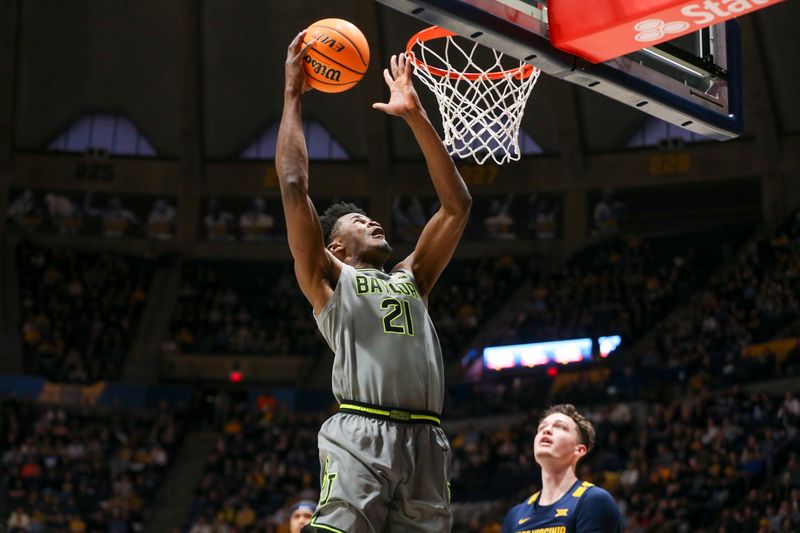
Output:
[501,480,622,533]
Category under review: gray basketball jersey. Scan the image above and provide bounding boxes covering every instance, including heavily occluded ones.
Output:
[314,264,444,413]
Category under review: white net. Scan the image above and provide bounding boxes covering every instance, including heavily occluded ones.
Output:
[408,29,540,165]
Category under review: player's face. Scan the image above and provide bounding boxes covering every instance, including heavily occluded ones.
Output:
[333,213,392,259]
[290,509,313,533]
[534,413,586,466]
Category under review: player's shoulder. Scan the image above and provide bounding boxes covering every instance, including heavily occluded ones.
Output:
[580,484,616,505]
[513,491,540,514]
[389,264,415,280]
[576,483,622,523]
[509,491,537,511]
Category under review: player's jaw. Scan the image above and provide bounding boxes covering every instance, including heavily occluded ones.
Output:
[354,216,391,254]
[366,223,392,253]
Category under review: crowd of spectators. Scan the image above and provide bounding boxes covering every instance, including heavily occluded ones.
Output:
[17,242,154,383]
[181,385,799,532]
[429,255,524,362]
[637,212,800,373]
[611,387,792,531]
[491,229,746,348]
[446,387,797,532]
[748,451,800,532]
[165,255,525,362]
[165,261,326,356]
[1,398,181,532]
[2,387,793,533]
[442,209,800,529]
[9,210,800,531]
[185,399,322,532]
[446,214,800,417]
[6,189,177,240]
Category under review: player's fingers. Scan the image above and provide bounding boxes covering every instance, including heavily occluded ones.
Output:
[291,31,306,51]
[287,32,301,59]
[372,102,387,112]
[390,54,398,75]
[402,53,411,76]
[383,68,394,86]
[299,38,315,57]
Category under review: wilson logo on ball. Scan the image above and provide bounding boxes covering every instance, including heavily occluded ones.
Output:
[304,56,342,82]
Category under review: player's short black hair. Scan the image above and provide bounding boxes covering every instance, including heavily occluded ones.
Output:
[319,201,367,245]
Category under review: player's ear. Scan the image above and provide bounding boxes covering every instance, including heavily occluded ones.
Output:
[327,240,344,256]
[575,443,587,458]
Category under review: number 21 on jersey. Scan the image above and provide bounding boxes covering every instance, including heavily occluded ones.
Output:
[380,297,414,336]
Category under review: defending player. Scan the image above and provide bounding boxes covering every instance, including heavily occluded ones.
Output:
[276,32,472,533]
[502,405,622,533]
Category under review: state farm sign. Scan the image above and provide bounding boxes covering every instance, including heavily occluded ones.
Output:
[549,0,786,63]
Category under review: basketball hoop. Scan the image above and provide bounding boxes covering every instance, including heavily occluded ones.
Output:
[406,26,540,165]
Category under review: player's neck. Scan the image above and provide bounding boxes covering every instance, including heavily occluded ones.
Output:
[345,253,385,270]
[538,466,578,506]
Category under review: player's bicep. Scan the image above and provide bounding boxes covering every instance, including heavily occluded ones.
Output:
[404,207,469,296]
[280,185,338,304]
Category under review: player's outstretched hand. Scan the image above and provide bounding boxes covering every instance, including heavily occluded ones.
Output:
[285,31,314,96]
[373,53,423,118]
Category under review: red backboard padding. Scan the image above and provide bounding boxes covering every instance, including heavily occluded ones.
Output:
[549,0,785,63]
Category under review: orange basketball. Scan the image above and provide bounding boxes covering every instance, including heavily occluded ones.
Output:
[303,18,369,93]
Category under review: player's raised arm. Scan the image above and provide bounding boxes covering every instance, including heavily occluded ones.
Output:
[276,31,340,313]
[373,53,472,299]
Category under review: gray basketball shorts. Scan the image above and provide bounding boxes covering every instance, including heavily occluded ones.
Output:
[305,407,452,533]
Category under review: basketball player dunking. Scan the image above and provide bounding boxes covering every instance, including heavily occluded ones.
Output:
[276,32,472,532]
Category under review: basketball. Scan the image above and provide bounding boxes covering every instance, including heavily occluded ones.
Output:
[303,18,369,93]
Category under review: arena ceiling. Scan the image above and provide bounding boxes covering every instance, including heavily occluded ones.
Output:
[10,0,800,161]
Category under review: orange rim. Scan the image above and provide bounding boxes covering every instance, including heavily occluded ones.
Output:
[405,26,536,81]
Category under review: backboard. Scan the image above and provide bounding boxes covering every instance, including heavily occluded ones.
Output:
[376,0,742,140]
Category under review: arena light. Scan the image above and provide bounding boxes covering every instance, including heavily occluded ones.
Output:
[483,349,517,371]
[483,338,593,371]
[229,364,243,383]
[598,335,622,358]
[483,336,621,371]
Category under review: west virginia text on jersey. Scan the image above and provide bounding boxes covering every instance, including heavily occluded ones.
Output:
[515,527,566,533]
